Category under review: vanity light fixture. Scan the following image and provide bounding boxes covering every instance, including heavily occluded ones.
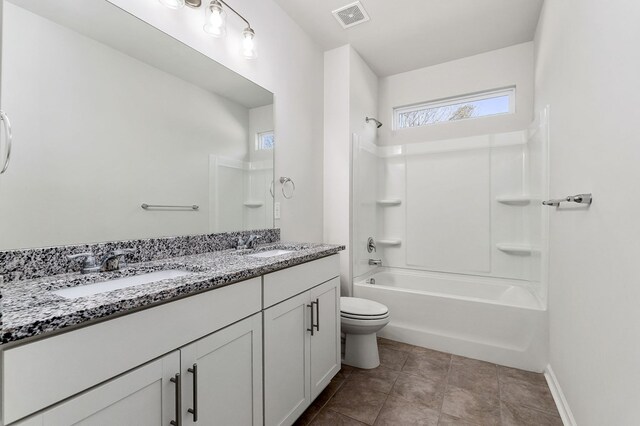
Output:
[204,0,257,59]
[160,0,257,59]
[203,0,227,37]
[242,27,257,59]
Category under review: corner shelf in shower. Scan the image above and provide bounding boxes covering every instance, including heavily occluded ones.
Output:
[495,195,533,206]
[243,201,264,208]
[376,239,402,247]
[496,243,540,255]
[376,199,402,206]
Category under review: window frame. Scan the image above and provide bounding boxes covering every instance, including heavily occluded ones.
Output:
[256,130,275,151]
[393,87,516,130]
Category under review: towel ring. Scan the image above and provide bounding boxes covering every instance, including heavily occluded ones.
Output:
[280,176,295,199]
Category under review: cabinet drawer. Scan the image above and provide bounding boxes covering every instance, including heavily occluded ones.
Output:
[263,255,339,308]
[3,277,261,425]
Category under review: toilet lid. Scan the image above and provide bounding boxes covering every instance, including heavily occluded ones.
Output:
[340,297,389,316]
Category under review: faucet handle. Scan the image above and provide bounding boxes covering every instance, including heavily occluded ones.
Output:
[67,252,100,274]
[111,248,135,268]
[112,248,135,256]
[66,252,94,260]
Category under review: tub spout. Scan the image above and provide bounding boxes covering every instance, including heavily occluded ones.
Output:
[369,258,382,266]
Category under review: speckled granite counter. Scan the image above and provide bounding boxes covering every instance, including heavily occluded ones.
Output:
[0,242,344,345]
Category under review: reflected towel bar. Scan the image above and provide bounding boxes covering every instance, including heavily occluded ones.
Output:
[141,204,199,210]
[542,193,592,207]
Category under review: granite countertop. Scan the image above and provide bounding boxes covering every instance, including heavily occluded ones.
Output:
[0,242,344,345]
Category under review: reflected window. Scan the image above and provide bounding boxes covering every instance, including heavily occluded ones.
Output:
[394,88,515,129]
[257,131,275,150]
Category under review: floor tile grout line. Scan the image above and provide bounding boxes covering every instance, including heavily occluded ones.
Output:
[437,354,454,419]
[497,364,504,425]
[304,374,347,425]
[497,374,562,417]
[371,392,391,426]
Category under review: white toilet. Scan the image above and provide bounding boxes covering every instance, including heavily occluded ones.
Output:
[340,297,390,369]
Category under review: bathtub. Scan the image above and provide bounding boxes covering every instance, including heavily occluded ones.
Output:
[354,268,548,371]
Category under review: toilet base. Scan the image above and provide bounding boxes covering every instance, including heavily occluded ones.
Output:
[342,333,380,369]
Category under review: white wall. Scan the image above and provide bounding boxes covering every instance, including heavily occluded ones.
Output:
[324,45,378,295]
[323,46,351,294]
[378,42,534,146]
[107,0,325,242]
[0,3,250,249]
[535,0,640,424]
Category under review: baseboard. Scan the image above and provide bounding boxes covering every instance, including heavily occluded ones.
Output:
[544,364,577,426]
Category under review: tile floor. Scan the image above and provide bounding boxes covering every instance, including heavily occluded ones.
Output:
[295,338,562,426]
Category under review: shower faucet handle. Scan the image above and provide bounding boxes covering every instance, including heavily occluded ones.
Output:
[367,237,376,253]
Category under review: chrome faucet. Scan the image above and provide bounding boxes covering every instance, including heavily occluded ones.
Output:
[236,235,262,250]
[102,249,136,271]
[246,234,262,249]
[368,258,382,266]
[67,249,135,274]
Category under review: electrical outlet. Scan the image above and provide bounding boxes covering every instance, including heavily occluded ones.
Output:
[274,202,281,219]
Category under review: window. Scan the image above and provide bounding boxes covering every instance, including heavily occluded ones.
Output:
[256,131,274,150]
[393,88,515,129]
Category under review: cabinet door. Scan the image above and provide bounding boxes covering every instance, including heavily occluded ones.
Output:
[180,313,263,426]
[263,291,312,426]
[17,351,180,426]
[309,278,341,400]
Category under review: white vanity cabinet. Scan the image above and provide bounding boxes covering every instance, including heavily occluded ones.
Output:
[15,314,264,426]
[263,255,341,426]
[4,277,262,425]
[15,351,181,426]
[179,313,263,425]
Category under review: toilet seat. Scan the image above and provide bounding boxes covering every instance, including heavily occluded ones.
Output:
[340,311,390,321]
[340,297,389,318]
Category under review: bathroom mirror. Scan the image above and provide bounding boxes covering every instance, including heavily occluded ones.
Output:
[0,0,275,250]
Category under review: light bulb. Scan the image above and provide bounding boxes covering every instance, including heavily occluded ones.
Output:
[159,0,185,9]
[204,1,227,37]
[242,28,257,59]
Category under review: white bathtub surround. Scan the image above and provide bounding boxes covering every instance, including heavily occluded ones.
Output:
[353,114,549,291]
[354,268,547,371]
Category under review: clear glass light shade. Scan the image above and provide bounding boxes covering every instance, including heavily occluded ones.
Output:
[204,2,227,37]
[159,0,185,9]
[242,28,257,59]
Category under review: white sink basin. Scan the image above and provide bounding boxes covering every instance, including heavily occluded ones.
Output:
[52,269,192,299]
[248,249,294,258]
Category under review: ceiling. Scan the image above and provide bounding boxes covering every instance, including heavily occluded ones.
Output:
[273,0,544,77]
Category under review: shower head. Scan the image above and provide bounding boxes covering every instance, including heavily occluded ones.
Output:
[366,116,383,128]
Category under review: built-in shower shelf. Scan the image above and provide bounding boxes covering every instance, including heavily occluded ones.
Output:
[496,243,540,255]
[243,201,264,208]
[376,239,402,246]
[496,195,533,205]
[376,199,402,206]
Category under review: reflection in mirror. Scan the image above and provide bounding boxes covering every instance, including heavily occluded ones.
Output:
[0,0,274,250]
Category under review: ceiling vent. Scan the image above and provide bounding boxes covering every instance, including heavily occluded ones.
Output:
[332,1,370,29]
